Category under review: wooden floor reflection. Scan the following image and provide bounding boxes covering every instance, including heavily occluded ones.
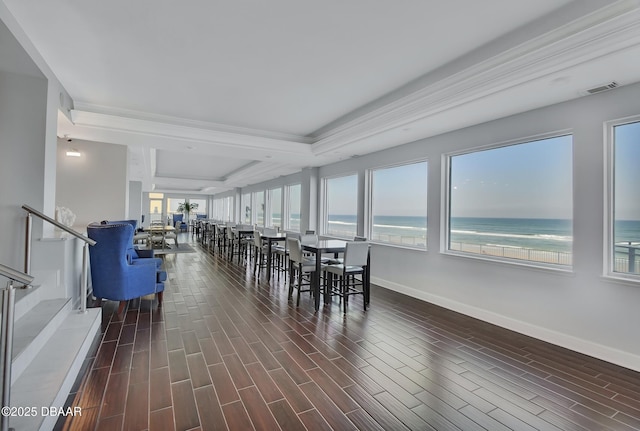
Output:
[59,238,640,430]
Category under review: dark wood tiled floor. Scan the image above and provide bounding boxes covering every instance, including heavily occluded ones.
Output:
[60,236,640,430]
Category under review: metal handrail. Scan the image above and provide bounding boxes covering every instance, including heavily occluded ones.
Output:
[21,204,95,314]
[0,264,33,431]
[21,205,96,246]
[0,263,34,286]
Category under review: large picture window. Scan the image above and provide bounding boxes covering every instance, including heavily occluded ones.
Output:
[241,193,251,224]
[190,198,206,217]
[448,135,573,266]
[369,161,427,248]
[213,198,223,220]
[269,187,282,229]
[611,120,640,276]
[166,198,181,216]
[224,196,233,221]
[253,191,265,226]
[324,174,358,238]
[148,192,164,224]
[287,184,301,231]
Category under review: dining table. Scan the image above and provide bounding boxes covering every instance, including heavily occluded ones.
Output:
[302,239,370,311]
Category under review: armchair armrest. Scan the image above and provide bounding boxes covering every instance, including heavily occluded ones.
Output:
[126,261,158,299]
[135,248,156,258]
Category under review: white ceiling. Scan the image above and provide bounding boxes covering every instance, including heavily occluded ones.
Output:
[5,0,640,194]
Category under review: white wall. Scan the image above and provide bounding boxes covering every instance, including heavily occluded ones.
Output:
[0,70,47,270]
[128,181,143,223]
[56,138,128,229]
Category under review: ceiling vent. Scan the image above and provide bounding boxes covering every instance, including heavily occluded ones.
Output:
[584,81,618,95]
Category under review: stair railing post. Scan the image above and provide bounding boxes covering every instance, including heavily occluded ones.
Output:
[24,213,32,277]
[0,280,16,431]
[80,242,88,314]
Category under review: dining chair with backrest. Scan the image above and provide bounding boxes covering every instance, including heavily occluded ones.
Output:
[259,227,279,273]
[149,220,165,249]
[164,226,179,248]
[274,231,300,276]
[300,233,318,258]
[129,219,150,245]
[205,222,216,248]
[252,231,269,275]
[228,228,248,263]
[322,241,370,313]
[196,213,207,231]
[332,235,368,264]
[216,224,227,252]
[287,237,316,306]
[237,225,254,260]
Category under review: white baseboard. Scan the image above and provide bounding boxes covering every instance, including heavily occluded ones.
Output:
[371,276,640,373]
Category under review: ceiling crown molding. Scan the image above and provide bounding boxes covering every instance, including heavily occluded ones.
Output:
[311,0,640,156]
[151,176,225,191]
[224,161,298,187]
[73,102,313,143]
[70,108,315,157]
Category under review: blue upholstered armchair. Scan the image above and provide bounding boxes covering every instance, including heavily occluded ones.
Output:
[87,222,166,314]
[173,213,188,232]
[103,220,162,264]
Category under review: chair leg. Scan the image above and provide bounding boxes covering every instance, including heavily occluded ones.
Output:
[296,265,303,307]
[157,291,163,306]
[253,248,259,274]
[343,276,348,314]
[287,261,294,299]
[117,300,127,315]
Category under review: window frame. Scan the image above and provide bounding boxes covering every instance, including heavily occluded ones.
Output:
[366,159,428,250]
[442,131,574,271]
[605,115,640,282]
[321,172,359,239]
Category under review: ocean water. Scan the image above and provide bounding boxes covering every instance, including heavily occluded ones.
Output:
[450,217,573,253]
[614,219,640,244]
[327,215,577,251]
[327,214,426,245]
[328,215,640,264]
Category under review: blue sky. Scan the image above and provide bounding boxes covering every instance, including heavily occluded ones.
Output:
[372,162,427,216]
[615,121,640,220]
[450,135,573,219]
[310,126,639,221]
[288,184,301,215]
[326,135,575,219]
[326,175,358,215]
